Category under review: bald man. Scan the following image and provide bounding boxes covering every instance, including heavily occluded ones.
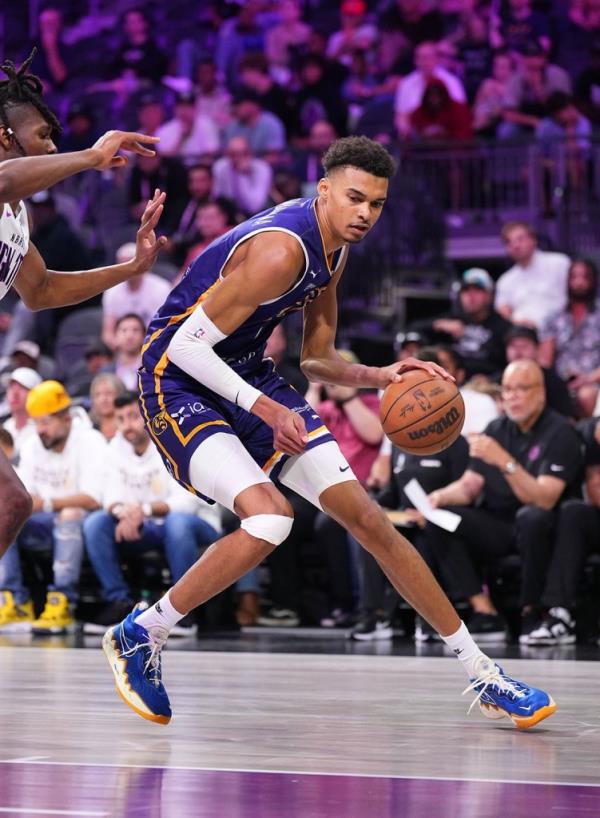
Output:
[424,361,582,645]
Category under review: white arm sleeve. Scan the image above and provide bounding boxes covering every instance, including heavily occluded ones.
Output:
[167,304,263,412]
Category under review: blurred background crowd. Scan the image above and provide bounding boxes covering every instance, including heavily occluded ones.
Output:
[1,0,600,648]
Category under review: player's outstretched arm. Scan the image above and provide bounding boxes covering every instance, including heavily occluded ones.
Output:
[13,189,166,310]
[301,276,453,387]
[0,130,159,203]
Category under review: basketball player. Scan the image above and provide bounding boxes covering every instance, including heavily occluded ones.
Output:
[0,51,166,557]
[104,137,556,730]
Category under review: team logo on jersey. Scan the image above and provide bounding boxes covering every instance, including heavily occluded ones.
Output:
[151,411,169,436]
[170,401,207,425]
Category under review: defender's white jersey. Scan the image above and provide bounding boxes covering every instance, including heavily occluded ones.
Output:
[0,200,29,301]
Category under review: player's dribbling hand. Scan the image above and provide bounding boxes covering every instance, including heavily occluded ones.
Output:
[377,357,455,386]
[133,189,168,273]
[272,409,309,455]
[90,130,160,170]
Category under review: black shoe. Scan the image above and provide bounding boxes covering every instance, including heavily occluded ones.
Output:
[519,610,542,645]
[257,608,300,627]
[414,615,440,643]
[83,600,133,634]
[527,608,576,646]
[467,612,507,643]
[348,614,393,642]
[320,608,355,628]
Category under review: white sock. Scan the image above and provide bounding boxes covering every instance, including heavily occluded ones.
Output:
[135,591,184,634]
[441,620,491,679]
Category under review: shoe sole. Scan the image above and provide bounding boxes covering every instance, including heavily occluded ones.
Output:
[83,623,113,635]
[526,636,576,646]
[102,628,171,726]
[0,622,33,633]
[479,697,557,730]
[469,632,507,644]
[31,624,77,635]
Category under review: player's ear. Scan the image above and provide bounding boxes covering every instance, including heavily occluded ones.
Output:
[317,177,329,199]
[0,125,13,152]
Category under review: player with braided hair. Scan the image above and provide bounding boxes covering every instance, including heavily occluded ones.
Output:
[0,50,167,558]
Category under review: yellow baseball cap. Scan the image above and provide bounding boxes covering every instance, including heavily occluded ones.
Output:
[26,380,71,418]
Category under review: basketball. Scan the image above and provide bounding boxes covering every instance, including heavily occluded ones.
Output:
[380,370,465,455]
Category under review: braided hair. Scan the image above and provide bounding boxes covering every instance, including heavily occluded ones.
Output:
[0,48,61,155]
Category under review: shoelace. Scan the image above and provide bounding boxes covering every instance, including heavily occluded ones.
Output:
[120,626,168,688]
[462,663,528,714]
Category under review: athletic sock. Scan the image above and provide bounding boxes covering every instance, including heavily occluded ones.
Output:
[441,620,491,679]
[135,591,185,635]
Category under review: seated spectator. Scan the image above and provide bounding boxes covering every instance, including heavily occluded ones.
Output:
[180,201,231,273]
[194,58,231,134]
[268,169,303,207]
[128,153,188,234]
[8,340,55,382]
[65,342,114,400]
[105,313,145,391]
[394,41,467,138]
[82,392,220,636]
[495,221,570,328]
[424,361,582,643]
[212,137,272,216]
[33,4,73,93]
[434,346,499,436]
[498,43,572,140]
[238,53,296,136]
[295,55,349,139]
[409,78,473,141]
[539,258,600,417]
[223,90,286,158]
[292,119,337,196]
[134,92,166,137]
[0,381,106,634]
[264,0,311,85]
[326,0,378,68]
[166,164,214,267]
[536,92,592,155]
[305,350,383,628]
[102,243,171,349]
[215,0,266,90]
[88,373,126,441]
[59,102,101,154]
[473,50,515,136]
[107,8,167,92]
[155,92,220,160]
[524,413,600,644]
[1,368,42,458]
[419,268,511,379]
[505,325,575,418]
[490,0,551,54]
[554,1,600,87]
[574,45,600,127]
[455,13,494,103]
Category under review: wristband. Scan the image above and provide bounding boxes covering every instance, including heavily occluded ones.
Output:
[42,497,54,514]
[142,502,153,517]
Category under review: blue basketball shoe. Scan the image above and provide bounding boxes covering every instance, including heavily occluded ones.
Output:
[103,606,171,725]
[463,656,556,729]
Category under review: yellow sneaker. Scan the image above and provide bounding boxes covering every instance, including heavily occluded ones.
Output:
[0,591,34,633]
[31,591,76,635]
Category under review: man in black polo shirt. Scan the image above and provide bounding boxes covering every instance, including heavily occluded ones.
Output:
[424,360,581,642]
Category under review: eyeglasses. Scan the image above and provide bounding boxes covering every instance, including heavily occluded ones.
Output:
[501,383,541,396]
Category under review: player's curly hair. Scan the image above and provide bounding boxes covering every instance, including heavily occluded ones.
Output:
[322,136,396,179]
[0,48,62,152]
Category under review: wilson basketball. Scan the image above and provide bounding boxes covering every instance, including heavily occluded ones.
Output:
[380,370,465,455]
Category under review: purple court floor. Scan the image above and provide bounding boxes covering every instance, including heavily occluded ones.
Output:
[1,762,600,818]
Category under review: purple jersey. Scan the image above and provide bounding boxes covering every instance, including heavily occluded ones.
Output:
[141,197,347,378]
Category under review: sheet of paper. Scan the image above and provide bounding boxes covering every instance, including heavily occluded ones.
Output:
[403,478,462,533]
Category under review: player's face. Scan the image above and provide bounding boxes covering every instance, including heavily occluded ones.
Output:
[116,404,147,447]
[10,107,57,157]
[320,167,388,245]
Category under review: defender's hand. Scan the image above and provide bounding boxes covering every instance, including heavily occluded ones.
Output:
[91,130,160,170]
[133,189,168,273]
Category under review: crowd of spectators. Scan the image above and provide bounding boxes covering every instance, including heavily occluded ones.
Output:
[1,1,600,646]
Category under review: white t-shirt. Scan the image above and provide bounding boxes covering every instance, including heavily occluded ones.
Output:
[103,433,221,530]
[394,67,467,115]
[155,115,220,158]
[18,424,107,504]
[102,273,171,327]
[212,157,272,215]
[495,249,571,327]
[0,201,29,301]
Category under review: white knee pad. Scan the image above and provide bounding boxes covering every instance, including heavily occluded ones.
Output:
[240,514,293,545]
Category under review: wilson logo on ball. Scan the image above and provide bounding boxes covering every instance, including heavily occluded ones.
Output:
[407,406,461,440]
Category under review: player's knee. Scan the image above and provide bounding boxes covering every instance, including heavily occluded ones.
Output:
[240,513,294,546]
[346,497,387,542]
